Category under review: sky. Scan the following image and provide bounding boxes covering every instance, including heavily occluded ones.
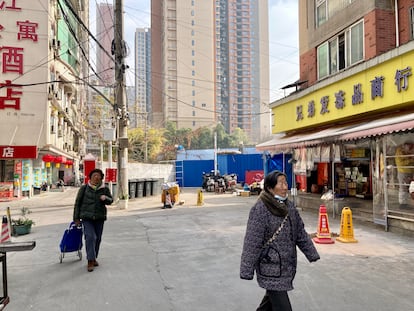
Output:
[90,0,299,103]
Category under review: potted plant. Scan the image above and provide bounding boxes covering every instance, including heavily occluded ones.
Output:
[12,207,35,236]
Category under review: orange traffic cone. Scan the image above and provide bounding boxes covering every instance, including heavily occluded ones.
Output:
[1,215,11,243]
[313,204,335,244]
[336,207,358,243]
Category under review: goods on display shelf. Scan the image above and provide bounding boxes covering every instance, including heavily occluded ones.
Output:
[0,182,13,199]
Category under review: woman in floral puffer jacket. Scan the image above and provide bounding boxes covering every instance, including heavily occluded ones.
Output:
[240,170,320,311]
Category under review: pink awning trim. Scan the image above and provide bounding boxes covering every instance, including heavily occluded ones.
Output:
[256,113,414,152]
[338,119,414,141]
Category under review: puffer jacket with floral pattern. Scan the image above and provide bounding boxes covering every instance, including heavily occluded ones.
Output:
[240,199,320,291]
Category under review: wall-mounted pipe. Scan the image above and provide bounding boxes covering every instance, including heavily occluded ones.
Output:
[395,0,400,47]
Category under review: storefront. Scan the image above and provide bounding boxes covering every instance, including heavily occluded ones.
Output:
[0,146,38,199]
[0,148,75,199]
[260,45,414,234]
[258,113,414,233]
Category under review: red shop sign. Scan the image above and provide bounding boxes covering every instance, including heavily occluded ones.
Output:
[0,146,37,159]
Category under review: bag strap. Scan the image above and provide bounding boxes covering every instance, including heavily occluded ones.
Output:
[264,214,289,247]
[80,185,87,203]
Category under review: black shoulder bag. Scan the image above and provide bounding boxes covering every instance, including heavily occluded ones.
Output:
[257,214,289,278]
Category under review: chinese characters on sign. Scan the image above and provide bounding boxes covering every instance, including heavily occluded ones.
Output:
[0,0,21,11]
[2,146,14,157]
[352,83,363,105]
[295,66,412,122]
[395,66,411,92]
[0,146,37,159]
[0,1,39,111]
[0,80,22,110]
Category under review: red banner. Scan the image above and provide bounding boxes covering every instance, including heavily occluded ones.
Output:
[105,168,117,183]
[245,170,264,185]
[0,146,37,159]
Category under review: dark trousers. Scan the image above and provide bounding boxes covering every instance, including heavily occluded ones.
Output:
[256,290,292,311]
[83,220,104,261]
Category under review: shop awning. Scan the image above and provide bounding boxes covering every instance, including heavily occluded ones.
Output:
[0,123,44,146]
[256,127,345,152]
[336,113,414,141]
[257,113,414,152]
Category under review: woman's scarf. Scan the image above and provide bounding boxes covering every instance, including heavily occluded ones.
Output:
[259,190,288,217]
[88,180,102,191]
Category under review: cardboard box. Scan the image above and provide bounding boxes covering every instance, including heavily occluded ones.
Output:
[240,191,250,197]
[348,189,356,196]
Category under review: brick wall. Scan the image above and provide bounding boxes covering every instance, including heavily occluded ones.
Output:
[299,48,317,87]
[397,0,414,44]
[364,9,396,60]
[298,3,414,87]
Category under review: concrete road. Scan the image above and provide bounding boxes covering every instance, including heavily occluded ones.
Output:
[1,188,413,311]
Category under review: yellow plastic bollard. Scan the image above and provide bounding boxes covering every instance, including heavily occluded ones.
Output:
[197,189,204,206]
[336,207,358,243]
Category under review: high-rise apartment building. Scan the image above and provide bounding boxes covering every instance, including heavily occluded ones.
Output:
[151,0,269,143]
[133,28,151,128]
[85,3,116,158]
[96,3,115,86]
[215,0,270,143]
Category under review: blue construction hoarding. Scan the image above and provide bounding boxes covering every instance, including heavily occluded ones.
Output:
[176,153,264,187]
[175,150,294,189]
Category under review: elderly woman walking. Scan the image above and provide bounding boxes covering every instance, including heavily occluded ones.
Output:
[240,170,320,311]
[74,169,113,272]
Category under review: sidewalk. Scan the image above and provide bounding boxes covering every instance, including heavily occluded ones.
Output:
[1,187,414,310]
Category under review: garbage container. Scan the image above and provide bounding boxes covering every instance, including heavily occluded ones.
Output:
[128,179,137,199]
[136,179,144,198]
[144,179,154,196]
[143,179,149,197]
[150,178,156,196]
[152,178,163,196]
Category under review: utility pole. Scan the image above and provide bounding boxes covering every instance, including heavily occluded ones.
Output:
[144,112,148,162]
[114,0,128,208]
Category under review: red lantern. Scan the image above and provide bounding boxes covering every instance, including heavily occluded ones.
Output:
[42,154,55,168]
[54,156,67,168]
[65,160,73,168]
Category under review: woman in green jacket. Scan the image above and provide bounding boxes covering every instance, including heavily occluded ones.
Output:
[74,169,113,272]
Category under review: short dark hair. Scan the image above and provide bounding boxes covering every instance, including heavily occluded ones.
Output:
[263,170,287,193]
[89,168,104,179]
